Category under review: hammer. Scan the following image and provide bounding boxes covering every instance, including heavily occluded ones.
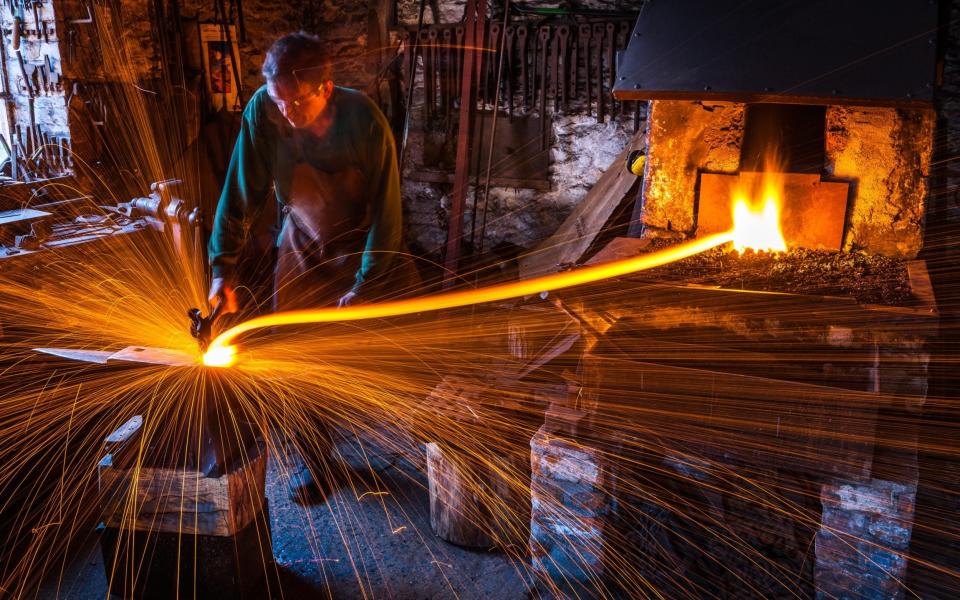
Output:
[188,301,225,353]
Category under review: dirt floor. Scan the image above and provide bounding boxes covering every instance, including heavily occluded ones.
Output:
[36,432,534,599]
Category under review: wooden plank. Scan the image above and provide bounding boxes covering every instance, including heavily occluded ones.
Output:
[584,236,651,266]
[519,128,645,280]
[99,449,267,536]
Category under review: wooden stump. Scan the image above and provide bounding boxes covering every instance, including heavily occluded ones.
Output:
[426,442,530,551]
[97,397,273,600]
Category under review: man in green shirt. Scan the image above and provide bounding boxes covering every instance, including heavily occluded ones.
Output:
[207,32,417,503]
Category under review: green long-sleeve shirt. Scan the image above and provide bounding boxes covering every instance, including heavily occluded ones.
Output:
[208,85,402,295]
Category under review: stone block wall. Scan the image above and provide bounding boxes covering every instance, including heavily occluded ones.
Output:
[825,106,935,258]
[816,479,917,599]
[529,425,616,596]
[640,100,745,234]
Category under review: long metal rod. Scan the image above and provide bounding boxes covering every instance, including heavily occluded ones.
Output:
[398,0,428,170]
[443,0,484,288]
[476,0,511,255]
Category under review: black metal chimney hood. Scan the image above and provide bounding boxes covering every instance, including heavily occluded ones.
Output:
[612,0,939,108]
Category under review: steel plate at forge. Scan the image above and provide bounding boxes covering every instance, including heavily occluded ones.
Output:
[34,347,115,364]
[35,346,199,366]
[108,346,199,367]
[698,172,849,250]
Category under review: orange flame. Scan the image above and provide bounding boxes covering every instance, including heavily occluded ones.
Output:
[730,172,787,253]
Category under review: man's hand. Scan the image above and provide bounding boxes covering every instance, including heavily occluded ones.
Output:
[337,291,358,308]
[208,277,239,315]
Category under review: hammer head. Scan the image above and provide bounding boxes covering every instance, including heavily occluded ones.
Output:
[188,304,222,352]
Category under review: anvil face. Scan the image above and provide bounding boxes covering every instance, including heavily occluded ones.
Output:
[35,346,198,367]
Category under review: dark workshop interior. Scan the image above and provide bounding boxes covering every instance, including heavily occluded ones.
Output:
[1,0,960,598]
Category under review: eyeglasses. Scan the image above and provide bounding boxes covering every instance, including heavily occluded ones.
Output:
[270,85,324,111]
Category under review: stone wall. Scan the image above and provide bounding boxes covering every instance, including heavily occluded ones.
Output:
[825,107,935,258]
[640,100,745,234]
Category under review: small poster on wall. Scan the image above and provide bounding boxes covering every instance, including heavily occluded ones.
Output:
[199,24,242,111]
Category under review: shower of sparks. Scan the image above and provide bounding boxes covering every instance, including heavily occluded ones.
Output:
[0,37,954,600]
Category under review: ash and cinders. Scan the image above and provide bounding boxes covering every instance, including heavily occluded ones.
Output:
[640,241,915,306]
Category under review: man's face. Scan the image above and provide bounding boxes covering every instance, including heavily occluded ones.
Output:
[267,78,333,129]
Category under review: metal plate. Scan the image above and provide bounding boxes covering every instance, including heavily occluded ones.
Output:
[34,345,199,367]
[613,0,938,107]
[108,346,199,367]
[698,172,849,251]
[34,347,115,364]
[0,208,51,225]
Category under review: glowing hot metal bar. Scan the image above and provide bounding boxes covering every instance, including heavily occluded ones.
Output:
[204,231,736,366]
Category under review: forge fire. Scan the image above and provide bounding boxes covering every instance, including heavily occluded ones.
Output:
[1,1,958,599]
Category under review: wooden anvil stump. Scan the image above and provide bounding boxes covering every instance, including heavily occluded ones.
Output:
[97,375,272,600]
[423,375,546,551]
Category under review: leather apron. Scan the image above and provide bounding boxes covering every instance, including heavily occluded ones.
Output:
[274,162,368,311]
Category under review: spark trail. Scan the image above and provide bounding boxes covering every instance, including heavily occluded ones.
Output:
[205,231,736,364]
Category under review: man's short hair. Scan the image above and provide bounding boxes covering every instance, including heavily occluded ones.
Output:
[262,32,327,87]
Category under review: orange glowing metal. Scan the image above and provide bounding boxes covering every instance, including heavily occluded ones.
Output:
[203,232,736,365]
[730,172,788,253]
[202,344,236,367]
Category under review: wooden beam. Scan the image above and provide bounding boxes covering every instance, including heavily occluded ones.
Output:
[519,128,645,280]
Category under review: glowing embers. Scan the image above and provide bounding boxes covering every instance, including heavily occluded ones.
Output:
[202,344,237,368]
[730,174,787,253]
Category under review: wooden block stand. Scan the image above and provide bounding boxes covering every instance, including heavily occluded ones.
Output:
[426,442,530,550]
[98,409,273,600]
[423,375,545,552]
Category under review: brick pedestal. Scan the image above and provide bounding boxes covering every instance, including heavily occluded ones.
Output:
[529,425,615,597]
[815,478,917,599]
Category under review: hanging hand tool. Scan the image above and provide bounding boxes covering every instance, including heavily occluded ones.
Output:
[606,22,615,117]
[517,25,528,109]
[11,0,25,51]
[538,25,549,149]
[442,27,453,123]
[15,48,34,97]
[30,1,41,37]
[454,26,464,108]
[580,24,592,115]
[429,29,440,121]
[617,21,630,115]
[558,25,569,111]
[570,24,579,99]
[593,23,605,122]
[484,23,501,107]
[504,25,515,116]
[420,29,433,122]
[400,31,412,99]
[550,25,560,112]
[31,65,41,95]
